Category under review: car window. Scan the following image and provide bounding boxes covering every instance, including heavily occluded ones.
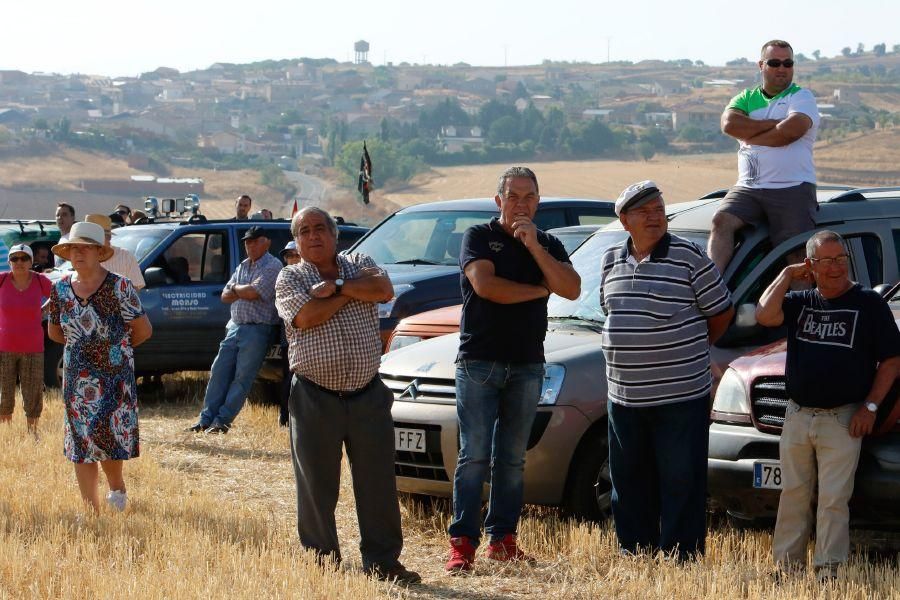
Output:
[533,208,566,230]
[354,211,495,265]
[859,234,883,287]
[573,210,616,226]
[157,232,228,284]
[110,227,170,263]
[548,230,629,322]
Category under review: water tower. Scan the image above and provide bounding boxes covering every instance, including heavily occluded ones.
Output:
[354,40,370,64]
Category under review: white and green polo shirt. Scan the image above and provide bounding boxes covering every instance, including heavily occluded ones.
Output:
[727,83,819,189]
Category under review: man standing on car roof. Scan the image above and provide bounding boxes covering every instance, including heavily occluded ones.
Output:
[187,226,282,434]
[445,166,581,573]
[708,39,820,276]
[275,207,420,585]
[756,230,900,580]
[600,181,734,561]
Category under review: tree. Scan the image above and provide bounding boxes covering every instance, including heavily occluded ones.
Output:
[636,142,655,161]
[812,49,821,60]
[513,81,529,100]
[795,53,809,62]
[841,47,852,57]
[488,115,521,145]
[873,43,887,57]
[32,118,50,130]
[894,44,900,54]
[477,100,518,132]
[856,43,865,56]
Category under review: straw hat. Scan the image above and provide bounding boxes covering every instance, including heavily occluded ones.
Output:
[51,222,114,262]
[85,213,113,232]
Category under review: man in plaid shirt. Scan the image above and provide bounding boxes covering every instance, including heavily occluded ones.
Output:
[275,207,421,585]
[187,226,282,434]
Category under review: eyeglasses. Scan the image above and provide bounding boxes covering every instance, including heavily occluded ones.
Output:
[810,255,849,267]
[765,59,794,68]
[283,252,300,259]
[9,255,31,263]
[116,209,130,215]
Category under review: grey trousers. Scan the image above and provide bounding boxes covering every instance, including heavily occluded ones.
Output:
[288,375,403,570]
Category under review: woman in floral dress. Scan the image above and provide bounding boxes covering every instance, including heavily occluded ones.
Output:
[48,222,152,514]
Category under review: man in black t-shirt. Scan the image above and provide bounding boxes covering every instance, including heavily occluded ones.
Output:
[445,166,581,573]
[756,230,900,579]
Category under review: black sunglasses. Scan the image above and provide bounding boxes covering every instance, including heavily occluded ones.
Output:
[765,59,794,68]
[9,255,31,262]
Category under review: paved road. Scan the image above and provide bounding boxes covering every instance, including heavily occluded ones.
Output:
[283,170,328,210]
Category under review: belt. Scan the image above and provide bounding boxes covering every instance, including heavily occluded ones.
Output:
[296,375,377,399]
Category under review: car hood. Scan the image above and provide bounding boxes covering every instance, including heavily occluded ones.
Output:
[383,263,459,286]
[380,326,605,380]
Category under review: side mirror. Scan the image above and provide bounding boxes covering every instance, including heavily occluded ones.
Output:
[144,267,167,287]
[874,283,892,297]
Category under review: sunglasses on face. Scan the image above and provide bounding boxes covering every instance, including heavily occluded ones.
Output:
[9,255,31,263]
[765,59,794,68]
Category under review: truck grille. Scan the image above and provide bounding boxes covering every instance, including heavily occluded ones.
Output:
[751,376,788,432]
[393,422,449,481]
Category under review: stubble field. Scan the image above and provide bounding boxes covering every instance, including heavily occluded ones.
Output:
[0,375,897,599]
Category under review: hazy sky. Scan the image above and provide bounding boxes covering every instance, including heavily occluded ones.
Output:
[3,0,898,76]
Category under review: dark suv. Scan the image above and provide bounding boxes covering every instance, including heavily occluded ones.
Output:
[43,217,367,387]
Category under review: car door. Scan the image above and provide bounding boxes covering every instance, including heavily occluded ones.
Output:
[135,228,232,372]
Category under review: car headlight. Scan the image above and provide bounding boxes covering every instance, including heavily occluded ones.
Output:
[712,368,750,415]
[387,334,424,353]
[378,284,413,319]
[538,364,566,406]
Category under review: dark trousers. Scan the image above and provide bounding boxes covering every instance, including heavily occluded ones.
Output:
[607,396,710,559]
[288,375,403,570]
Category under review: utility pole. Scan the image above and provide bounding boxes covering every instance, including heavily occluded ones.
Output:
[606,37,611,63]
[504,44,509,67]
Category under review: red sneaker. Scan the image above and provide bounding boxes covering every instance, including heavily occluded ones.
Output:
[484,534,535,563]
[445,536,476,573]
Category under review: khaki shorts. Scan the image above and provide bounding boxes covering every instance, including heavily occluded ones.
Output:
[718,183,817,247]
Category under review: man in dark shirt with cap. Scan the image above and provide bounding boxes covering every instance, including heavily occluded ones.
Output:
[445,166,580,573]
[187,226,282,433]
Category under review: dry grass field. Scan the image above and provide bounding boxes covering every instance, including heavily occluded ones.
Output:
[0,375,897,599]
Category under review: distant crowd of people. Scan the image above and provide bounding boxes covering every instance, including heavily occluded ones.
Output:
[1,38,895,587]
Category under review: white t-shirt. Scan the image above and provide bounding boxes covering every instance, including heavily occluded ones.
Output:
[728,83,820,189]
[102,247,145,290]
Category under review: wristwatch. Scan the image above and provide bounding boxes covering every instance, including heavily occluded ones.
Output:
[865,401,879,414]
[334,278,344,295]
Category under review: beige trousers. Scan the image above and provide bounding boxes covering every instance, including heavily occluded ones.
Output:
[772,400,861,570]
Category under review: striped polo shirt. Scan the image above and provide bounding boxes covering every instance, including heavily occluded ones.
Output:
[600,233,732,407]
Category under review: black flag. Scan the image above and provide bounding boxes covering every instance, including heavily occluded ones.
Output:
[357,141,373,205]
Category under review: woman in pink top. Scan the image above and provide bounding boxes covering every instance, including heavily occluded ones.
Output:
[0,244,52,433]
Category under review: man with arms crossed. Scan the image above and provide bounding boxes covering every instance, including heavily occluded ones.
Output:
[756,231,900,580]
[709,39,820,275]
[445,166,580,573]
[275,207,420,585]
[601,181,733,561]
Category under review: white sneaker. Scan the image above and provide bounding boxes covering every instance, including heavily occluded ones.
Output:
[106,490,127,512]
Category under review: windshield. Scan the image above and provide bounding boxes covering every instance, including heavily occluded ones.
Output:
[548,229,711,322]
[354,211,495,265]
[110,227,170,264]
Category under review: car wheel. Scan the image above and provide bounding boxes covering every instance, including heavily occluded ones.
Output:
[564,431,612,522]
[43,341,64,388]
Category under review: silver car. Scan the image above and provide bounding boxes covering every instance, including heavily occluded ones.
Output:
[380,186,900,519]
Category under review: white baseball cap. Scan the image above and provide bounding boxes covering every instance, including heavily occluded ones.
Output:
[8,243,33,260]
[615,180,663,216]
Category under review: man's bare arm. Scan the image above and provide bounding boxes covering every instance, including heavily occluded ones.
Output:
[465,260,549,304]
[293,295,352,329]
[529,245,581,300]
[721,108,779,140]
[744,113,813,147]
[756,264,811,327]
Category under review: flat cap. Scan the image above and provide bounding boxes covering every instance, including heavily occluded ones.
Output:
[615,180,663,216]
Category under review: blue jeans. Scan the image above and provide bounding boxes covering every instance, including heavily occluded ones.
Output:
[448,360,544,546]
[607,397,710,560]
[199,322,274,427]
